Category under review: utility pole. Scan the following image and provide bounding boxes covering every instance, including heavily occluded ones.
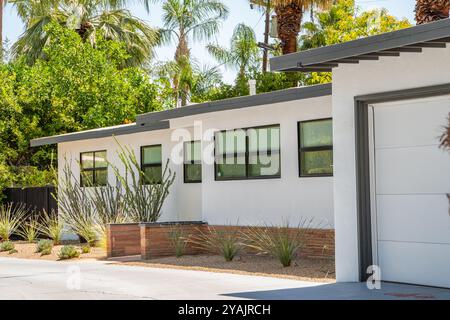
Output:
[262,0,271,73]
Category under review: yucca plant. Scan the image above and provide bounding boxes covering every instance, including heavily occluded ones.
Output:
[189,225,241,262]
[38,210,63,245]
[168,224,187,258]
[0,203,27,241]
[17,217,39,243]
[240,218,318,267]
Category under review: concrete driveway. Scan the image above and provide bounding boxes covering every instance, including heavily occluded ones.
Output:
[1,257,450,300]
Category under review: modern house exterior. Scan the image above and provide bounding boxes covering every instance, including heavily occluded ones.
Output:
[31,19,450,288]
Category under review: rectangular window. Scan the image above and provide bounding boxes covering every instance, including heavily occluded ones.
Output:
[80,150,108,187]
[215,125,281,180]
[141,145,162,184]
[298,119,333,177]
[184,141,202,183]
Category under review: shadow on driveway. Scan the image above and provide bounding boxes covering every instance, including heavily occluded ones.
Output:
[222,282,450,300]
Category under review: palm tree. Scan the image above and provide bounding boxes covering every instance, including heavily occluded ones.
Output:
[415,0,450,25]
[155,0,228,105]
[154,56,221,107]
[253,0,332,55]
[10,0,161,66]
[207,23,259,81]
[158,0,229,61]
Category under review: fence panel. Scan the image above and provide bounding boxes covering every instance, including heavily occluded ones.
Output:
[4,186,57,217]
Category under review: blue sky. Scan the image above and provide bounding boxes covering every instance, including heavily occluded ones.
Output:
[3,0,415,83]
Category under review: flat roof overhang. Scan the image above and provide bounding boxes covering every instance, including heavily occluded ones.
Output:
[270,18,450,72]
[30,121,170,147]
[30,84,332,147]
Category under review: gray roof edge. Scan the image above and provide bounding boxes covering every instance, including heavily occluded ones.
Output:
[270,18,450,71]
[136,83,332,125]
[30,121,170,147]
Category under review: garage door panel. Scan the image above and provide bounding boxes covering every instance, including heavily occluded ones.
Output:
[375,146,450,194]
[373,95,450,289]
[378,241,450,288]
[377,194,450,244]
[374,97,450,148]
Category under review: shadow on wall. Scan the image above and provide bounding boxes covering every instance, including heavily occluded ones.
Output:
[221,282,450,300]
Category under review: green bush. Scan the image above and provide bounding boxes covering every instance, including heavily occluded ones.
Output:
[190,226,240,262]
[36,239,53,255]
[168,224,187,258]
[81,244,91,254]
[0,241,15,252]
[9,249,18,254]
[58,245,80,260]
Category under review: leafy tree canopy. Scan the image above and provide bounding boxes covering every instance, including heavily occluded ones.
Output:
[0,23,164,192]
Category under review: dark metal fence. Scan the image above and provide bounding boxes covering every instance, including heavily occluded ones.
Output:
[4,186,57,217]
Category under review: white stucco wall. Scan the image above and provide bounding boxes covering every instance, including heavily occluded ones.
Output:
[332,46,450,282]
[170,95,334,228]
[57,94,334,228]
[58,128,202,222]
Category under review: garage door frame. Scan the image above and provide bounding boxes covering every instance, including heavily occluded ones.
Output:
[354,83,450,282]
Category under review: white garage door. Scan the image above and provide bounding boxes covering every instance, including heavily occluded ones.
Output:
[372,95,450,288]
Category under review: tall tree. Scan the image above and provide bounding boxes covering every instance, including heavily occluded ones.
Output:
[158,0,228,61]
[299,0,411,50]
[156,0,228,106]
[415,0,450,25]
[10,0,160,66]
[207,23,259,81]
[270,0,332,54]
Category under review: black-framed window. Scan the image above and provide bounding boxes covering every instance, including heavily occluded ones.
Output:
[80,150,108,187]
[184,141,202,183]
[298,119,333,177]
[141,145,162,184]
[215,125,281,180]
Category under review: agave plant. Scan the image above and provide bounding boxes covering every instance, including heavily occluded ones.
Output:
[0,203,28,241]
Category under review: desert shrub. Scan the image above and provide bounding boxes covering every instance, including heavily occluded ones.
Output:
[9,249,18,254]
[168,224,187,258]
[58,245,80,260]
[240,218,318,267]
[0,240,15,252]
[38,210,63,245]
[57,161,100,246]
[0,203,27,241]
[190,226,240,262]
[110,142,176,222]
[17,218,39,242]
[36,239,53,255]
[81,244,91,254]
